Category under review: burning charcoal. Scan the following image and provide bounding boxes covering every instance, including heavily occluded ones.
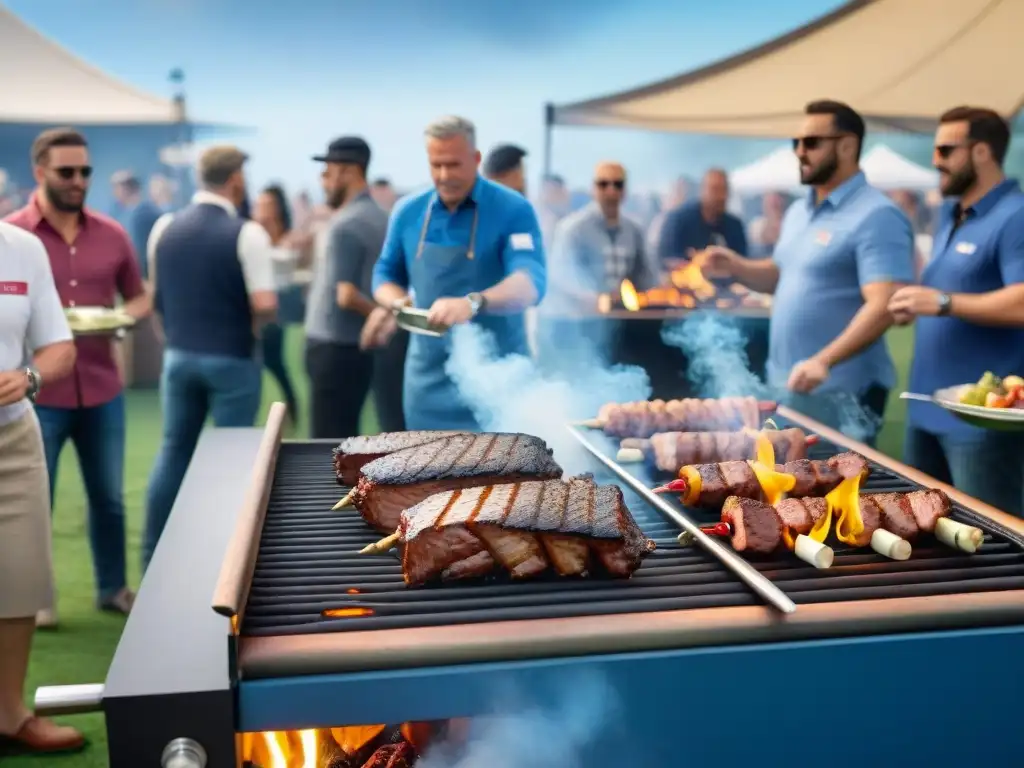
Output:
[359,743,414,768]
[317,728,348,766]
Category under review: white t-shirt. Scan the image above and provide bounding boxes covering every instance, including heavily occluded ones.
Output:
[0,222,72,426]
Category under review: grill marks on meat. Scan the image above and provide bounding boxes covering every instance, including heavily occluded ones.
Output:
[624,428,809,473]
[332,430,462,485]
[399,476,655,586]
[597,396,766,438]
[783,452,869,497]
[353,433,563,533]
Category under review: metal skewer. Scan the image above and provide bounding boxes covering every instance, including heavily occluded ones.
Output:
[568,426,797,614]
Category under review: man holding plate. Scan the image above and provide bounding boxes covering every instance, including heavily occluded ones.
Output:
[4,128,152,627]
[890,107,1024,516]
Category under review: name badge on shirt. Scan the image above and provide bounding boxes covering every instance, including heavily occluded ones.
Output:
[814,230,832,246]
[510,233,535,251]
[0,281,28,295]
[955,241,977,255]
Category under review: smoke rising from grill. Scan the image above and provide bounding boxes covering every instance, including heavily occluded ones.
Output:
[662,312,880,443]
[446,322,650,475]
[662,313,768,399]
[418,671,620,768]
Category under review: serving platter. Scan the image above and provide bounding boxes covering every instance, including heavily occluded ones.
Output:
[901,386,1024,431]
[65,306,136,336]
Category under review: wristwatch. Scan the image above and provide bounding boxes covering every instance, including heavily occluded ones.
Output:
[466,292,487,317]
[936,292,953,316]
[24,367,41,402]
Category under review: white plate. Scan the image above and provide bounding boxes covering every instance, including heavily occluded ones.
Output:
[65,306,135,334]
[903,386,1024,431]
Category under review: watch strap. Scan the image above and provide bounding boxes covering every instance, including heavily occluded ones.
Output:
[937,293,952,316]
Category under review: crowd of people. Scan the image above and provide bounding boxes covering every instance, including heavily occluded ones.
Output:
[0,97,1022,757]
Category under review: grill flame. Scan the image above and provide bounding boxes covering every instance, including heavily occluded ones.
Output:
[826,473,865,545]
[619,279,641,311]
[747,429,797,549]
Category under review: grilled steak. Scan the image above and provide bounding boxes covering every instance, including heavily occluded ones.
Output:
[622,427,811,473]
[865,489,950,535]
[782,452,870,497]
[597,397,775,438]
[398,476,655,586]
[721,496,782,554]
[333,431,463,485]
[775,497,829,535]
[352,433,563,533]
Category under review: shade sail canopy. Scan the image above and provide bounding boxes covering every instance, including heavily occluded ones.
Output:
[552,0,1024,137]
[861,144,938,190]
[0,6,177,124]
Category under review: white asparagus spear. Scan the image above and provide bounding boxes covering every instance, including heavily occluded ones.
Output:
[934,518,985,554]
[870,529,912,561]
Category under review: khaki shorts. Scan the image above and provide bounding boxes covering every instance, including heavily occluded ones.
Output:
[0,410,54,618]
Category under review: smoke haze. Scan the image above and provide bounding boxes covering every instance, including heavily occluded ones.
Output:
[418,670,620,768]
[662,312,880,443]
[446,322,650,475]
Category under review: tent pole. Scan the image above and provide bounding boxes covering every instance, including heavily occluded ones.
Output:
[542,102,554,177]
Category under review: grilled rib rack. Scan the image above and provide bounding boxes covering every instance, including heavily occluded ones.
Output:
[239,425,1024,663]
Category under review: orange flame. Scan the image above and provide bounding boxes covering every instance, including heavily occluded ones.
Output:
[322,607,374,618]
[826,473,865,545]
[748,431,794,507]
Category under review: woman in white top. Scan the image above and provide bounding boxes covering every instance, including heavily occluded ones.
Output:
[0,223,83,754]
[252,185,300,424]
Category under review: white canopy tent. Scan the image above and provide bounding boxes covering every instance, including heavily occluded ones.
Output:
[0,5,178,124]
[543,0,1024,172]
[860,144,938,190]
[728,143,938,194]
[729,147,800,194]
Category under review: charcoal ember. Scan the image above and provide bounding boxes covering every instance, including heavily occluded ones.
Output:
[359,742,414,768]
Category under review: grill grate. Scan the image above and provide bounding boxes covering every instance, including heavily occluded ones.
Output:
[241,434,1024,637]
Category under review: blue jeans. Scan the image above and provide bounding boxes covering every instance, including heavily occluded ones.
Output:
[36,394,127,603]
[143,349,262,571]
[904,426,1024,517]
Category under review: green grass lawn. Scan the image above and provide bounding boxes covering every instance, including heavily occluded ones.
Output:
[11,326,914,767]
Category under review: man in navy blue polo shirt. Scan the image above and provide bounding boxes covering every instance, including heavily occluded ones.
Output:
[657,168,746,264]
[701,101,914,442]
[890,107,1024,516]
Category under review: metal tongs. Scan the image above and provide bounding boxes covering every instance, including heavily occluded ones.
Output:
[392,304,450,337]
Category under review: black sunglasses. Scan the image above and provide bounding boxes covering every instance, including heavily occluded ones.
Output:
[54,165,93,180]
[595,179,625,190]
[934,143,973,159]
[791,135,845,151]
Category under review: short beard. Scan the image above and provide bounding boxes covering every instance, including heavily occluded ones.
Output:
[800,152,838,186]
[326,185,347,209]
[44,183,84,213]
[940,161,977,197]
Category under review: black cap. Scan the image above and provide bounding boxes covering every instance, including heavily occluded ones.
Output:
[484,144,526,177]
[313,136,371,167]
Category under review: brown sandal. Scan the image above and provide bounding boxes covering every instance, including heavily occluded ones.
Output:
[0,716,86,754]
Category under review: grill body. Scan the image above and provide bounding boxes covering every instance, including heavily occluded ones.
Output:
[101,406,1024,767]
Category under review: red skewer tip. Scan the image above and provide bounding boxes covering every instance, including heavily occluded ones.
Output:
[700,522,732,537]
[806,434,820,445]
[653,478,688,494]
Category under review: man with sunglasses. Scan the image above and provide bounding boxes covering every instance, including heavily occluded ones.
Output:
[889,107,1024,516]
[539,162,658,369]
[4,127,152,628]
[701,100,914,442]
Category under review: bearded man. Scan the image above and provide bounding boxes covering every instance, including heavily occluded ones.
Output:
[5,127,151,627]
[889,107,1024,517]
[699,100,914,444]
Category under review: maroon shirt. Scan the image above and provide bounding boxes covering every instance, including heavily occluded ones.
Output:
[4,194,145,409]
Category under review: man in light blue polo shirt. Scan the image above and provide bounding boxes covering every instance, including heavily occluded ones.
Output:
[702,100,914,441]
[368,115,546,431]
[890,107,1024,516]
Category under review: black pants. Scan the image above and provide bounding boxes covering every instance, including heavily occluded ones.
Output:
[372,329,408,433]
[305,340,373,439]
[261,323,299,421]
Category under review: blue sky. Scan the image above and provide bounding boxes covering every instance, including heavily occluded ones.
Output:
[5,0,848,193]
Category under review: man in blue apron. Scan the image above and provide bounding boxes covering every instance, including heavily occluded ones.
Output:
[369,115,546,430]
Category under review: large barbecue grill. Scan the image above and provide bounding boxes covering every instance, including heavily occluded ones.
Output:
[39,404,1024,767]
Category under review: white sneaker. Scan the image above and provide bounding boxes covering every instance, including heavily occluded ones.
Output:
[35,608,58,630]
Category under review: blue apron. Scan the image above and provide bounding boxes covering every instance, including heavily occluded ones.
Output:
[403,203,484,430]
